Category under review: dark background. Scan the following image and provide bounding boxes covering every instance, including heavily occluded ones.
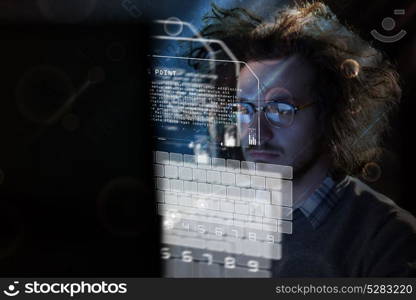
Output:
[0,23,159,276]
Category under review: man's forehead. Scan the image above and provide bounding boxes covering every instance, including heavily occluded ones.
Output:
[236,55,308,100]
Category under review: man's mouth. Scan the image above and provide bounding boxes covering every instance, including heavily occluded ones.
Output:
[247,149,281,161]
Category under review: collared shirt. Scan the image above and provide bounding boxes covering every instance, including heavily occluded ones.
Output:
[292,175,350,229]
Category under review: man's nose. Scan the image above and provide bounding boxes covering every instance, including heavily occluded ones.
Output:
[252,110,274,145]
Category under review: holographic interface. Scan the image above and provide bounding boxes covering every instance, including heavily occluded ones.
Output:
[150,18,293,277]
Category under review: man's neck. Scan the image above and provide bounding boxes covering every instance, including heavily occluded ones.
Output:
[292,155,331,206]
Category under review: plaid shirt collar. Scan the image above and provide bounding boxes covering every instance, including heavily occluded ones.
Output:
[292,175,350,229]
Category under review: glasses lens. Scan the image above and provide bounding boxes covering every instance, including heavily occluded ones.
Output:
[229,102,253,124]
[265,102,294,127]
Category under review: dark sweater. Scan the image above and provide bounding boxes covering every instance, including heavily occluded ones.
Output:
[273,177,416,277]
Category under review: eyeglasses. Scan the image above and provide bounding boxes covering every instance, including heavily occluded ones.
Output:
[228,100,317,128]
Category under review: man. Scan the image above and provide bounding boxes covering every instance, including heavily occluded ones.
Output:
[196,2,416,276]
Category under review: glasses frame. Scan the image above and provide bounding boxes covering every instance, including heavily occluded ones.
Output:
[233,100,317,128]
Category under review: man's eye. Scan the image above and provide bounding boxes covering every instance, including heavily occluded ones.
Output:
[268,106,279,113]
[235,104,249,114]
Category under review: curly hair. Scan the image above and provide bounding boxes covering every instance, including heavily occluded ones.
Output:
[191,1,401,175]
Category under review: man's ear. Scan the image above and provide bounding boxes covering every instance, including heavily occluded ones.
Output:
[319,114,327,136]
[313,97,327,136]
